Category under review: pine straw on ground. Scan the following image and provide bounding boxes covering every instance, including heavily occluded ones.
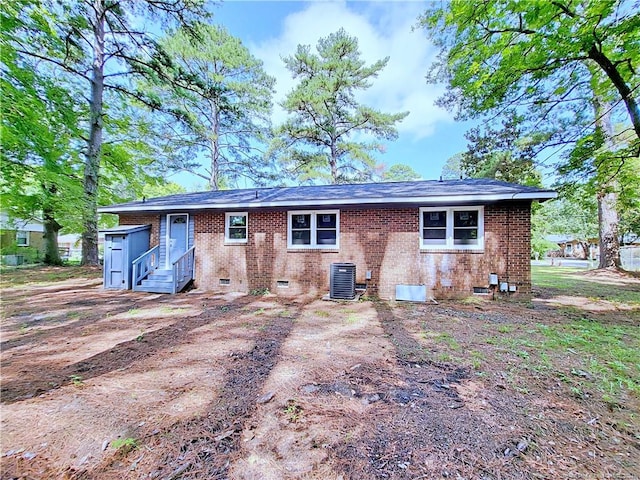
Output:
[1,269,638,480]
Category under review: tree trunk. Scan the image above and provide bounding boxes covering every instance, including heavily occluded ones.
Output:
[81,0,105,266]
[330,139,338,184]
[209,102,220,190]
[209,137,219,190]
[43,205,63,266]
[42,183,63,265]
[593,94,621,269]
[597,190,620,268]
[578,240,589,260]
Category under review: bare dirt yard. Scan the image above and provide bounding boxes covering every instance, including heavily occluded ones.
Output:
[1,266,639,479]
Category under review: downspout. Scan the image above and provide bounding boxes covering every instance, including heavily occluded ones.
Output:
[505,193,520,290]
[506,205,510,286]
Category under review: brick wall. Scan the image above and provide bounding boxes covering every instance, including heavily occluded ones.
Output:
[117,204,531,299]
[119,213,160,246]
[184,202,532,299]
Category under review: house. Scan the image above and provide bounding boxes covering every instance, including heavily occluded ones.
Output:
[98,179,557,299]
[0,212,46,264]
[546,235,598,260]
[57,233,83,261]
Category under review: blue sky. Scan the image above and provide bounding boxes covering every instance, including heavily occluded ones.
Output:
[173,1,475,189]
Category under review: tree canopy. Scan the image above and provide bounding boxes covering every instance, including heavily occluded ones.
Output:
[419,0,640,268]
[5,0,209,265]
[275,28,408,184]
[462,114,542,186]
[144,23,276,190]
[380,164,421,182]
[1,0,85,264]
[419,0,639,144]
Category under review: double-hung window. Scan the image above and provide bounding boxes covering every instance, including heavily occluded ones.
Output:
[225,212,248,243]
[288,210,339,249]
[420,207,484,250]
[16,230,29,246]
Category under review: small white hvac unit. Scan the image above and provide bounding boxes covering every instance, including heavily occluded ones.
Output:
[330,263,356,300]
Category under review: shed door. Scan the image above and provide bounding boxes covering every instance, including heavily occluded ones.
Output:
[167,214,188,265]
[106,235,126,288]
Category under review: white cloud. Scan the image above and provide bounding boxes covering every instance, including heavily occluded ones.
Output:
[250,1,452,141]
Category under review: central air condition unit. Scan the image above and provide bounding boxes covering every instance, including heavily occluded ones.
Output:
[330,263,356,300]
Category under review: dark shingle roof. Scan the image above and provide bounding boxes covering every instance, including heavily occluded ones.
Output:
[99,179,556,214]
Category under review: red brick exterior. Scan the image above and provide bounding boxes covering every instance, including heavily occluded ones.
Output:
[119,214,160,247]
[119,202,532,299]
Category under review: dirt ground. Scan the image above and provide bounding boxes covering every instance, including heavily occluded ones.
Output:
[1,267,639,479]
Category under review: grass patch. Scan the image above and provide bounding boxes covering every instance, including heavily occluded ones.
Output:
[537,319,640,397]
[531,266,640,305]
[497,324,515,334]
[344,313,359,324]
[460,296,487,305]
[0,265,101,288]
[111,437,138,453]
[158,306,189,314]
[70,374,85,387]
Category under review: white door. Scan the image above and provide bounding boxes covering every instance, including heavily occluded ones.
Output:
[167,214,188,265]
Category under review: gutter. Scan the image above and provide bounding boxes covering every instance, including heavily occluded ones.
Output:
[99,191,558,214]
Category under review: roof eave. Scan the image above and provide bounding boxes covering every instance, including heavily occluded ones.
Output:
[98,191,558,214]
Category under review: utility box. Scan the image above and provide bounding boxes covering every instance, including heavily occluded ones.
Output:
[102,225,151,290]
[330,263,356,300]
[395,285,427,302]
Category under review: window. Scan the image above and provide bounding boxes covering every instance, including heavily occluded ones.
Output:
[225,212,248,243]
[420,207,484,250]
[288,210,339,249]
[16,230,29,246]
[422,211,447,246]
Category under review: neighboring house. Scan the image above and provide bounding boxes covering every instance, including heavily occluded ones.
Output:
[57,233,83,261]
[58,232,107,262]
[0,212,46,264]
[546,235,598,260]
[546,233,639,262]
[98,179,556,299]
[621,233,640,246]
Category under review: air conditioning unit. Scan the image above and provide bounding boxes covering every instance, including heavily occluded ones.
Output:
[330,263,356,300]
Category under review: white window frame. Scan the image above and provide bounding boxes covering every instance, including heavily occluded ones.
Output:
[287,210,340,249]
[16,230,29,246]
[225,212,248,244]
[420,206,484,250]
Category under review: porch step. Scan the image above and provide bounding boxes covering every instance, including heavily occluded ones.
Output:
[137,268,175,294]
[137,280,174,294]
[147,269,173,281]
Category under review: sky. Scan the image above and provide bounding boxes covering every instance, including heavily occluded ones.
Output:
[173,0,475,189]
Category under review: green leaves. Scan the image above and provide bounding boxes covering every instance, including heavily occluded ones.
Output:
[142,23,276,190]
[3,0,211,264]
[420,0,639,267]
[277,28,408,184]
[419,0,639,139]
[462,113,543,186]
[0,3,84,263]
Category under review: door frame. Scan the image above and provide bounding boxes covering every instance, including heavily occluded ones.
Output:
[166,213,189,266]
